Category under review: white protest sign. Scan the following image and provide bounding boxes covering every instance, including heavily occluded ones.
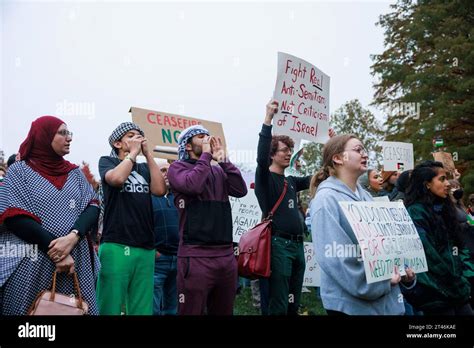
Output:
[230,190,262,243]
[372,196,390,202]
[338,201,428,284]
[303,242,321,287]
[272,52,330,144]
[381,141,414,171]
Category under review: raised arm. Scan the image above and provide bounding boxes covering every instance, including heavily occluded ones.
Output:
[209,136,247,198]
[168,152,213,196]
[257,100,278,170]
[101,134,143,187]
[142,137,167,196]
[219,161,247,198]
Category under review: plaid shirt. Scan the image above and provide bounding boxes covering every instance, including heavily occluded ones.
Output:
[152,192,179,255]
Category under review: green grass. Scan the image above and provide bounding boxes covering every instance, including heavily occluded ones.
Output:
[234,286,261,315]
[233,285,327,316]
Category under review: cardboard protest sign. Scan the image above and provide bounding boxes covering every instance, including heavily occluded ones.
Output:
[381,141,414,172]
[229,190,262,244]
[338,201,428,284]
[432,151,456,177]
[130,107,226,160]
[303,242,321,287]
[272,52,330,144]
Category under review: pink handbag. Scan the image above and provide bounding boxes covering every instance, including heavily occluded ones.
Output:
[28,271,88,315]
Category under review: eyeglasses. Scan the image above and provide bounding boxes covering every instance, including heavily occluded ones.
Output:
[347,146,368,156]
[276,147,294,155]
[57,130,73,138]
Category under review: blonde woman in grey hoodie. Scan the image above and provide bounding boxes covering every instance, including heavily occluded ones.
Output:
[309,134,415,315]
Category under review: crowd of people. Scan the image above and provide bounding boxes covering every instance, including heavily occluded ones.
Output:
[0,101,473,316]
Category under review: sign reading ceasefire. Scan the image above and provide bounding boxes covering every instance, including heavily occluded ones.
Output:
[130,106,226,160]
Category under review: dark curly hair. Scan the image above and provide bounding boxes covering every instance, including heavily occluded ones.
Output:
[270,135,295,162]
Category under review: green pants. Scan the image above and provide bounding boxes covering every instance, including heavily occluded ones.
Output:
[268,236,306,315]
[97,242,155,315]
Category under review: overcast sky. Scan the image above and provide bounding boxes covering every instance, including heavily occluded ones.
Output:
[1,0,392,176]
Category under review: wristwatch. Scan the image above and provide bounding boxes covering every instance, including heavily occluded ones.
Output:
[125,154,136,164]
[70,229,80,239]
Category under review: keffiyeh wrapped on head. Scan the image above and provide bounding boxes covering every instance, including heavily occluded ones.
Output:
[177,125,210,160]
[108,122,144,157]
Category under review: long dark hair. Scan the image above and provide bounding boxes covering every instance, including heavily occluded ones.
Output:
[405,160,461,244]
[405,161,444,207]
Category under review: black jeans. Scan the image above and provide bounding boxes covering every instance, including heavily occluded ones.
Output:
[259,277,270,315]
[268,236,305,315]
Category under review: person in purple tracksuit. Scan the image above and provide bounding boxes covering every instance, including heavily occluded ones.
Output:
[168,125,247,315]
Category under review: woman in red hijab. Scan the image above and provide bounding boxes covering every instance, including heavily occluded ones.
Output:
[18,115,77,189]
[0,116,100,315]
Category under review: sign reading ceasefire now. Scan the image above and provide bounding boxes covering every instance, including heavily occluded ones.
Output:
[130,106,227,160]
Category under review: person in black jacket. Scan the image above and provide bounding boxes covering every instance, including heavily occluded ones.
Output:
[403,161,473,315]
[255,100,334,315]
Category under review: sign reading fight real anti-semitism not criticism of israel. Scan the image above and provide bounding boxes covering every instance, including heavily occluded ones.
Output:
[130,106,227,161]
[273,52,330,144]
[381,141,414,172]
[338,201,428,284]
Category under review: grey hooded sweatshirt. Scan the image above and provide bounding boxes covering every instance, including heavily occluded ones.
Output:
[310,176,405,315]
